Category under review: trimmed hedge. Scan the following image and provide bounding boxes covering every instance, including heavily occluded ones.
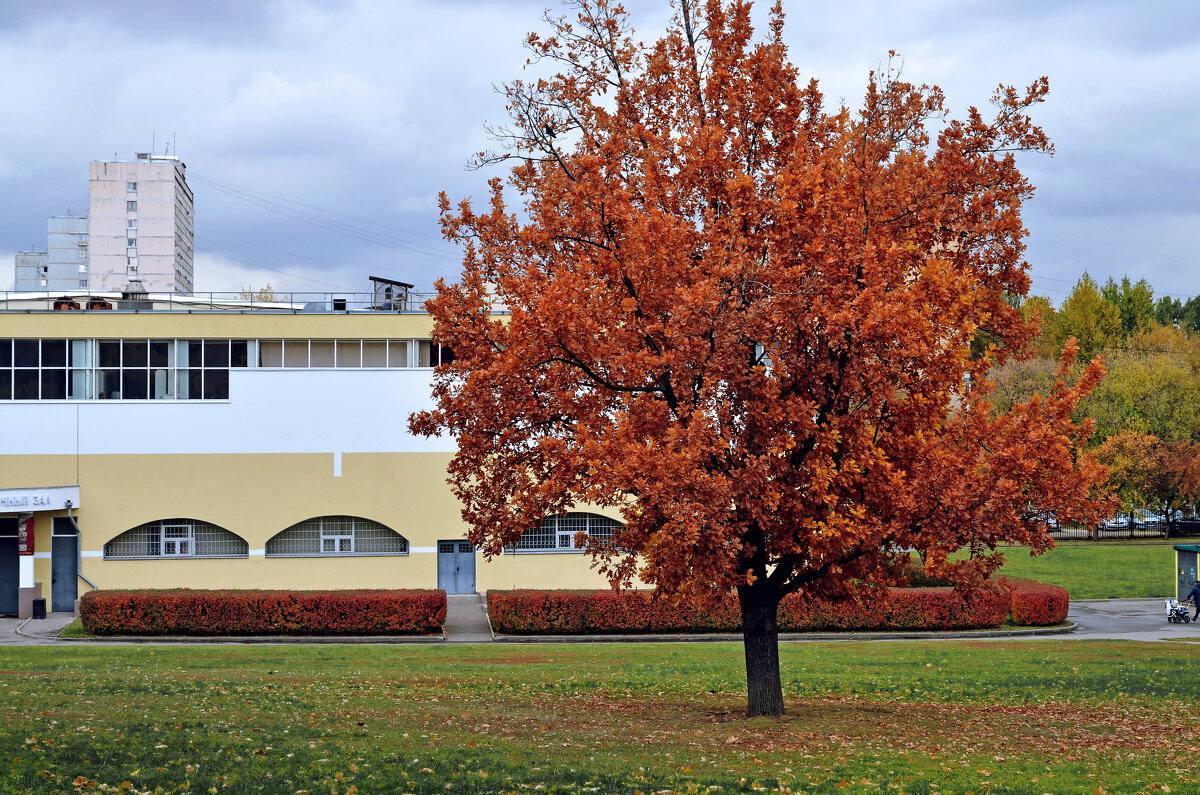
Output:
[486,585,1013,635]
[1000,576,1070,626]
[79,589,447,636]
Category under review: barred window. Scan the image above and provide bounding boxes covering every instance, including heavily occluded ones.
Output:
[265,516,408,557]
[511,512,620,552]
[104,519,248,559]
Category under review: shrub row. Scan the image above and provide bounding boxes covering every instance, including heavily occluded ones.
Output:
[486,585,1016,635]
[999,576,1070,626]
[79,589,447,636]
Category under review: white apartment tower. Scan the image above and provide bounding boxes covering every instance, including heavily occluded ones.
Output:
[87,154,194,294]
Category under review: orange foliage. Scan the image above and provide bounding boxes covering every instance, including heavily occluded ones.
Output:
[410,0,1109,714]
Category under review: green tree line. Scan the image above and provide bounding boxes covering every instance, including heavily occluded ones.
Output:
[990,273,1200,531]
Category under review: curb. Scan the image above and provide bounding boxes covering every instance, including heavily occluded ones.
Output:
[48,632,446,644]
[493,623,1076,644]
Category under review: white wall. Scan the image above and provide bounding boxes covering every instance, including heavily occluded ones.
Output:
[1,368,455,456]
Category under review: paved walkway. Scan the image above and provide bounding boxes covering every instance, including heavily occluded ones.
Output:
[1,597,1197,646]
[443,593,494,642]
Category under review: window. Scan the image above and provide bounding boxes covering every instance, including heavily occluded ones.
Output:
[104,519,248,559]
[265,516,408,557]
[127,219,137,229]
[127,181,137,192]
[127,200,137,212]
[511,512,621,552]
[127,237,136,248]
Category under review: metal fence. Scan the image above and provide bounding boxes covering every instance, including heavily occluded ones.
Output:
[1050,517,1200,542]
[0,291,444,313]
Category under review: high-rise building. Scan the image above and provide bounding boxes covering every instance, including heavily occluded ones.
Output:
[87,154,194,294]
[13,216,88,292]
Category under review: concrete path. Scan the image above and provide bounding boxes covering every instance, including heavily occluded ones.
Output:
[442,593,494,642]
[2,597,1198,646]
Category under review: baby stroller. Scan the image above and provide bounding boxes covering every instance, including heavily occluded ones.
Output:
[1166,599,1193,623]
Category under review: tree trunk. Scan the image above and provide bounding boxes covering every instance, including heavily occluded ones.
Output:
[737,582,784,717]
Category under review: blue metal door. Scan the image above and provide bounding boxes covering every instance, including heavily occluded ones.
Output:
[51,518,79,613]
[437,540,476,594]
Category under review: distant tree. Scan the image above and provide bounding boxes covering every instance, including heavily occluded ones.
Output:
[987,356,1058,415]
[1096,431,1200,537]
[1101,276,1155,338]
[1154,295,1184,328]
[1019,295,1059,359]
[239,283,277,302]
[1047,273,1122,361]
[412,0,1110,717]
[1082,327,1200,444]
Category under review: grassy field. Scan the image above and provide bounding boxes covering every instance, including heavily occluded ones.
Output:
[989,541,1177,599]
[3,641,1198,794]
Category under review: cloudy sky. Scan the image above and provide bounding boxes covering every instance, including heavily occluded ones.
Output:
[1,0,1196,306]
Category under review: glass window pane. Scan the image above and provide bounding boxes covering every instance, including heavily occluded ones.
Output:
[336,340,360,368]
[310,340,335,367]
[203,340,229,367]
[203,369,228,399]
[14,340,39,367]
[362,340,387,367]
[151,368,172,399]
[230,340,249,367]
[69,340,91,367]
[41,369,66,399]
[0,371,11,400]
[14,369,39,399]
[97,370,120,399]
[284,340,308,367]
[388,340,409,367]
[122,369,148,399]
[188,340,204,369]
[438,344,455,366]
[189,369,203,399]
[259,340,282,367]
[416,340,433,367]
[69,369,91,400]
[0,339,11,367]
[123,340,147,367]
[149,340,170,367]
[41,339,66,367]
[98,340,121,367]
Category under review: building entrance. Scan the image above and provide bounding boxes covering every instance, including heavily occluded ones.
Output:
[0,518,17,616]
[437,540,476,594]
[51,518,79,613]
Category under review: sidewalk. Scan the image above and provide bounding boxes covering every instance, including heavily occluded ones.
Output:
[3,597,1195,646]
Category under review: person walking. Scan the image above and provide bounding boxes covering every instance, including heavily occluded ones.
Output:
[1184,580,1200,623]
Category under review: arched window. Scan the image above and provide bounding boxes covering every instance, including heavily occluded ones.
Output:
[511,512,620,552]
[104,519,248,559]
[265,516,408,557]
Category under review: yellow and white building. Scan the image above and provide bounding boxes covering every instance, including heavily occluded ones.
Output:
[0,288,621,617]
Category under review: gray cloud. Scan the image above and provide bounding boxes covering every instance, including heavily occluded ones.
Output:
[0,0,1196,303]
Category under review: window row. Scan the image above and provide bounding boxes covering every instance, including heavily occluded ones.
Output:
[510,512,620,552]
[99,513,623,559]
[0,338,454,400]
[103,516,408,559]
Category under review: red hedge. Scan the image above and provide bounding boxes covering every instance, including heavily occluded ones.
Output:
[999,576,1070,626]
[486,586,1013,635]
[79,589,447,636]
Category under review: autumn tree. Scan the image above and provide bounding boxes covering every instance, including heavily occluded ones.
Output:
[412,0,1109,716]
[1096,430,1200,537]
[1081,326,1200,444]
[1047,273,1122,360]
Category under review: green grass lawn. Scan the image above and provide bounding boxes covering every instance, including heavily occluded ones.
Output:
[991,541,1178,599]
[3,641,1198,794]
